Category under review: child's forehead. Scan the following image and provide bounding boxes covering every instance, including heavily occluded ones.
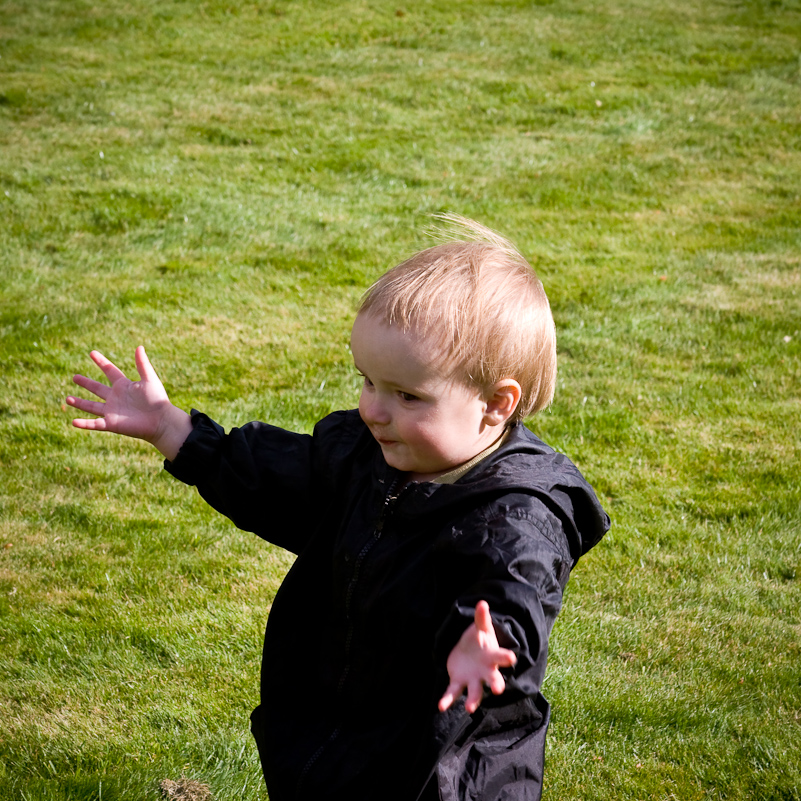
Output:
[351,312,460,377]
[352,312,438,352]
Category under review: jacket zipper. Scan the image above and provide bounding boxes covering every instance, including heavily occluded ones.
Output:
[295,479,402,796]
[337,478,401,692]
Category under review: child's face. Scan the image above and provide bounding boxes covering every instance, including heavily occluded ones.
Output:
[350,313,500,482]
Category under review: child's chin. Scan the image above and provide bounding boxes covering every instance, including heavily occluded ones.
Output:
[384,455,441,480]
[381,449,415,472]
[382,453,407,470]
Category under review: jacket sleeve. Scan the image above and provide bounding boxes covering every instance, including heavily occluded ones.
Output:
[164,409,365,554]
[433,496,572,701]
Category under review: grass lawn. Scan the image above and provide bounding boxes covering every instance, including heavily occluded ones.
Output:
[1,0,799,799]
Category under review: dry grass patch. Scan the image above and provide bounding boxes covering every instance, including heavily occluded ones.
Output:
[160,778,213,801]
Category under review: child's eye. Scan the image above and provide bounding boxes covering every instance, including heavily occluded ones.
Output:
[399,391,419,402]
[359,374,374,388]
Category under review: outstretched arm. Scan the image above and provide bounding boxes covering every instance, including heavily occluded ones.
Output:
[438,600,518,714]
[67,346,192,461]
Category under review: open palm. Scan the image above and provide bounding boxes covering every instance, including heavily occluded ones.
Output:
[68,347,172,443]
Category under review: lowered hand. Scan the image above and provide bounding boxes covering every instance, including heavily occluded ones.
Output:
[438,600,517,714]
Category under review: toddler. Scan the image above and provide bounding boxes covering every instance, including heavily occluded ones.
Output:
[67,218,609,801]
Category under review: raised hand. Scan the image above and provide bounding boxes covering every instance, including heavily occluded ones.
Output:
[67,346,192,460]
[438,601,517,714]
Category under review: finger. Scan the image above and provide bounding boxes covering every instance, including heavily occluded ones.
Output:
[89,350,127,384]
[464,680,484,714]
[66,396,106,417]
[134,345,158,382]
[71,373,110,400]
[487,669,506,696]
[72,416,109,431]
[492,647,517,669]
[474,600,493,635]
[438,682,463,713]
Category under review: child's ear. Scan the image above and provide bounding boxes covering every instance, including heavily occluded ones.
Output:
[483,379,522,426]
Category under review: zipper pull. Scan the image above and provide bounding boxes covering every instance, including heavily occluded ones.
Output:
[375,481,401,534]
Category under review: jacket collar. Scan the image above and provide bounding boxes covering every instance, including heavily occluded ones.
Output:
[367,421,609,562]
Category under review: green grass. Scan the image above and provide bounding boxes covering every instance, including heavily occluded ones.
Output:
[1,0,800,798]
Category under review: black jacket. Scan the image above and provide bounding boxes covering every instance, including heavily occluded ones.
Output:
[165,409,609,801]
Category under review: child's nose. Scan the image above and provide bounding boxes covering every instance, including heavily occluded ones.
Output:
[361,391,391,426]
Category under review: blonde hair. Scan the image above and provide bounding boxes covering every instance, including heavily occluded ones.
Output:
[358,215,557,421]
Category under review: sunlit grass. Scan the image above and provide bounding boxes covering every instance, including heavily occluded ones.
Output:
[1,0,800,798]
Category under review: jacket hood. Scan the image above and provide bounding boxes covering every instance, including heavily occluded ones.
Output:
[377,422,610,564]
